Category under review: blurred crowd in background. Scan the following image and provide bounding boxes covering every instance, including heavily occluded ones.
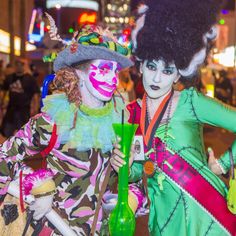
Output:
[0,0,235,140]
[0,55,236,140]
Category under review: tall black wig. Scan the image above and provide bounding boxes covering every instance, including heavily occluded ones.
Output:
[133,0,224,77]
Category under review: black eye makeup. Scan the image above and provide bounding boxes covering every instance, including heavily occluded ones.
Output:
[146,61,157,71]
[162,67,175,75]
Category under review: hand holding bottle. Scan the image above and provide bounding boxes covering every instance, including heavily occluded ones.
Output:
[110,137,135,173]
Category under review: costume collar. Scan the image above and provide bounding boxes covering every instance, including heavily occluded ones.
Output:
[42,93,121,153]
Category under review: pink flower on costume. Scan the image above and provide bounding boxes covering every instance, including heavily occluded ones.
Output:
[23,169,54,195]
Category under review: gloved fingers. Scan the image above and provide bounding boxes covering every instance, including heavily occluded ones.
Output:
[29,195,54,221]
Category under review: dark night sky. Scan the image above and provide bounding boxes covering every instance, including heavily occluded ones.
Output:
[34,0,235,11]
[130,0,235,11]
[224,0,235,10]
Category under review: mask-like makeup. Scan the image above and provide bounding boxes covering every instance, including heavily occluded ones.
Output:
[84,59,121,102]
[140,59,179,99]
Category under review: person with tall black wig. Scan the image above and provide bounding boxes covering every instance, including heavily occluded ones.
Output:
[111,0,236,235]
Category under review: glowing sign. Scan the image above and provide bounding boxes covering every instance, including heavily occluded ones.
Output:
[29,34,42,42]
[78,12,97,24]
[206,84,214,98]
[28,9,45,42]
[0,29,36,56]
[29,9,37,34]
[213,46,235,68]
[46,0,99,11]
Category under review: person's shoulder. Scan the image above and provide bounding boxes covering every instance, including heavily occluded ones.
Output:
[5,73,15,80]
[23,73,34,79]
[182,86,200,95]
[24,73,39,84]
[31,112,54,126]
[177,87,205,105]
[3,73,15,86]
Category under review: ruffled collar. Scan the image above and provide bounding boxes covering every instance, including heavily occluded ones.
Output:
[42,93,122,153]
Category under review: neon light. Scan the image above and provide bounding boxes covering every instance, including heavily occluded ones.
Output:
[55,3,61,9]
[29,33,42,42]
[46,0,99,11]
[68,28,74,33]
[219,19,225,25]
[213,46,235,67]
[221,9,229,15]
[0,29,36,55]
[206,84,214,98]
[40,21,45,36]
[29,9,37,34]
[78,12,97,24]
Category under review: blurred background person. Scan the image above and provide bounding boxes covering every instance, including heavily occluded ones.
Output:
[174,73,206,94]
[0,60,5,89]
[130,65,144,99]
[30,63,40,80]
[4,63,15,77]
[0,63,15,121]
[0,60,5,128]
[116,67,136,102]
[0,59,40,137]
[214,70,233,104]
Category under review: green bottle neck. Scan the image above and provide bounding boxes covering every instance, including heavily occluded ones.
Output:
[117,160,129,204]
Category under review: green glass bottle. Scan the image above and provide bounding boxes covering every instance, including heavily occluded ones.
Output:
[109,123,138,236]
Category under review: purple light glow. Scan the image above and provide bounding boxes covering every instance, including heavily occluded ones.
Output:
[221,9,229,15]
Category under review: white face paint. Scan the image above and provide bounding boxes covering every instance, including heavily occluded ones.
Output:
[79,59,121,102]
[140,59,179,99]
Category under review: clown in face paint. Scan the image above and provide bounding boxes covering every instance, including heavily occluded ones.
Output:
[140,59,180,99]
[77,59,121,104]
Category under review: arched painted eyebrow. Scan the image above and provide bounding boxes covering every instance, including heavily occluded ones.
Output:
[116,64,121,71]
[98,61,113,70]
[90,64,97,70]
[148,59,176,69]
[165,66,175,69]
[146,60,157,66]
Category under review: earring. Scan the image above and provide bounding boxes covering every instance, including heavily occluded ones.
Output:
[80,80,84,88]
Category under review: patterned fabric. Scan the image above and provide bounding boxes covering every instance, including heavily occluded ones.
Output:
[51,148,116,235]
[129,87,236,236]
[78,32,131,56]
[43,52,57,63]
[0,105,119,235]
[77,25,131,56]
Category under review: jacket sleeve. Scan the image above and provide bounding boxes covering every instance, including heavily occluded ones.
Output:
[0,113,53,200]
[191,88,236,173]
